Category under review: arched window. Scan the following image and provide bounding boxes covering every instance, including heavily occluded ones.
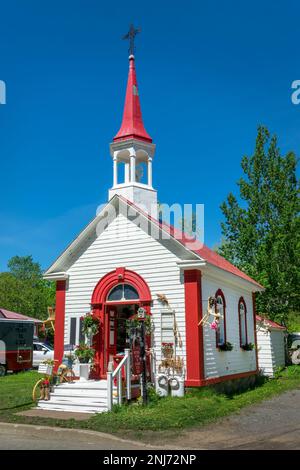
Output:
[215,289,226,346]
[238,297,247,346]
[107,283,139,302]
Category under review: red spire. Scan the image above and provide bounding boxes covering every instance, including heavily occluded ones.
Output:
[113,55,152,143]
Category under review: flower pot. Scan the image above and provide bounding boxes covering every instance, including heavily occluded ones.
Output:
[78,357,90,364]
[38,364,53,376]
[79,363,90,382]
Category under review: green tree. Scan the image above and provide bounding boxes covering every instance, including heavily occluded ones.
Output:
[0,256,55,320]
[219,126,300,323]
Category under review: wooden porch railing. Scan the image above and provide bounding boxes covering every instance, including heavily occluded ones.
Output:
[107,348,131,411]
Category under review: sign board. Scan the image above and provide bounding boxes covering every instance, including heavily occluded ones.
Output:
[131,338,142,375]
[137,307,146,320]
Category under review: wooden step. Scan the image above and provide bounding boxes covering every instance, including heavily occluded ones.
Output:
[38,401,107,414]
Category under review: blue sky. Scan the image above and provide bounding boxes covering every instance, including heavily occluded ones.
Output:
[0,0,299,271]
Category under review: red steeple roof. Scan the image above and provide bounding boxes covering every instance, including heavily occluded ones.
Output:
[113,55,152,143]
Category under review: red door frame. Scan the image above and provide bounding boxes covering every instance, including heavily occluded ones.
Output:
[90,268,151,379]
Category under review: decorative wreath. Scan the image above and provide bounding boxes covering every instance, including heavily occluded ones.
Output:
[169,377,180,390]
[157,374,168,386]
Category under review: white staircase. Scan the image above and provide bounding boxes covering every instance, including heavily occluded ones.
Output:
[37,380,108,414]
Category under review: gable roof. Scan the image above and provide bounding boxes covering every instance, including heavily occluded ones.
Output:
[256,315,286,330]
[124,196,264,289]
[0,308,42,323]
[44,195,263,290]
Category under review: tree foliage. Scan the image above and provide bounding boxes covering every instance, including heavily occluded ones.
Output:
[219,126,299,323]
[0,255,55,320]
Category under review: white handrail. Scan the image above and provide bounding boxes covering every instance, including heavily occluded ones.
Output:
[107,348,131,411]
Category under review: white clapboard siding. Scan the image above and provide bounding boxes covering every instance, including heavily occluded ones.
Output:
[257,328,285,377]
[202,275,256,379]
[64,213,186,364]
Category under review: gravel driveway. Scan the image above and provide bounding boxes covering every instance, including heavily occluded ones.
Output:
[161,388,300,449]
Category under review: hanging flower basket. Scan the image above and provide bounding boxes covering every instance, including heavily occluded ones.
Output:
[81,313,100,337]
[125,314,153,336]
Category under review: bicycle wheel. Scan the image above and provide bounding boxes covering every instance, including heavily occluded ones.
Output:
[32,379,43,401]
[61,368,75,383]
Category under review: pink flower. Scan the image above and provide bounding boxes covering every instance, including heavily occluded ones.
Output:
[210,321,218,330]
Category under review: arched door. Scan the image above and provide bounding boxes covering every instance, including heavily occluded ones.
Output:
[91,268,151,379]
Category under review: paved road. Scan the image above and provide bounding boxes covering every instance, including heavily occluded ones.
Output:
[0,422,155,450]
[1,389,300,450]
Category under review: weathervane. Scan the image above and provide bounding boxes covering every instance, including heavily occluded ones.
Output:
[123,24,141,56]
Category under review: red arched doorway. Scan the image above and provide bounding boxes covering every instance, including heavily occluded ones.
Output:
[91,267,151,378]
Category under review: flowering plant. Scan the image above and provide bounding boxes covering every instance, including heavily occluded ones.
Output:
[74,343,95,363]
[81,313,100,336]
[40,378,50,387]
[210,321,218,330]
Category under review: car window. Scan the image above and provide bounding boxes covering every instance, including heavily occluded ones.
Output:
[33,344,43,351]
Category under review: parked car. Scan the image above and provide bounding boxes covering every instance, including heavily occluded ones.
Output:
[32,341,54,367]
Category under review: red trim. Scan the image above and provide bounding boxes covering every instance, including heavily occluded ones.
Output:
[185,370,257,387]
[90,268,151,378]
[215,288,227,347]
[256,314,286,330]
[252,292,259,372]
[91,268,151,305]
[238,297,248,347]
[184,270,205,384]
[53,280,66,371]
[113,56,152,143]
[119,196,263,289]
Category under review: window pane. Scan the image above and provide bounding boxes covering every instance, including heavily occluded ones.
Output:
[107,284,139,301]
[70,317,76,346]
[217,295,225,344]
[124,284,139,300]
[108,285,123,301]
[239,302,247,345]
[218,319,225,344]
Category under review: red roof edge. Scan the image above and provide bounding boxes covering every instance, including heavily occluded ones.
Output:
[256,315,286,330]
[0,308,42,323]
[117,195,263,289]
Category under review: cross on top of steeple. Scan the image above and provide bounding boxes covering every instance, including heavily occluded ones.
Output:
[122,24,141,56]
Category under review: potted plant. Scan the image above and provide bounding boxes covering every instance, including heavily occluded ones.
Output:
[81,313,100,337]
[74,343,95,363]
[241,342,255,351]
[218,341,233,351]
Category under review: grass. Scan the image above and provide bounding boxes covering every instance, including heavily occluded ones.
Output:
[0,366,300,441]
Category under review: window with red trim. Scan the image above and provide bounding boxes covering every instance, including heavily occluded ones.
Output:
[215,290,226,346]
[238,297,248,346]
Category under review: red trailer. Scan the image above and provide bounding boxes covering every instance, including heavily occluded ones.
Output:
[0,318,34,376]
